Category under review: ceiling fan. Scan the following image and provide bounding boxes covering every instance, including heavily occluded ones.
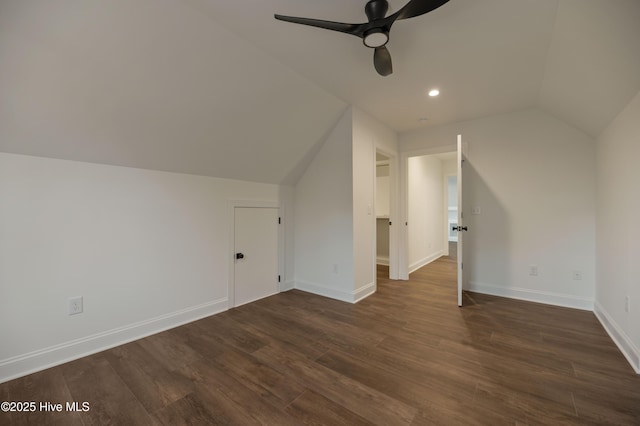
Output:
[275,0,450,77]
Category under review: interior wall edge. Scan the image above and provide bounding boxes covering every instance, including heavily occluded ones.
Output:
[294,280,375,304]
[594,301,640,375]
[353,282,376,303]
[376,256,390,266]
[279,281,296,292]
[408,252,444,275]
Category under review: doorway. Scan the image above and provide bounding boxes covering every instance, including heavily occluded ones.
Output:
[406,151,457,274]
[399,137,466,306]
[376,152,391,280]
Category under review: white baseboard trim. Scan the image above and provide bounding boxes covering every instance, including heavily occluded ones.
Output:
[353,282,376,303]
[408,251,443,274]
[295,280,353,303]
[376,256,389,266]
[280,280,295,292]
[295,280,375,304]
[0,298,228,384]
[466,281,594,311]
[594,302,640,374]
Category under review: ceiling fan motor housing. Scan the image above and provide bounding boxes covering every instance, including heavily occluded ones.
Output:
[365,0,389,21]
[275,0,450,76]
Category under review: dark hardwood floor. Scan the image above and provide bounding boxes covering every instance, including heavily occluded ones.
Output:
[2,256,639,425]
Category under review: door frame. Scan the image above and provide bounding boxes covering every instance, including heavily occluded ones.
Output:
[374,147,400,280]
[456,134,464,307]
[398,143,467,280]
[228,200,282,308]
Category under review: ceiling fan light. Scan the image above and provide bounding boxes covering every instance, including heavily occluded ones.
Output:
[363,29,389,48]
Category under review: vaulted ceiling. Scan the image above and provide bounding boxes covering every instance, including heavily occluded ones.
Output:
[1,0,639,184]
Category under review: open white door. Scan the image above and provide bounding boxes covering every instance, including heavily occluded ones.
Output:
[456,135,464,307]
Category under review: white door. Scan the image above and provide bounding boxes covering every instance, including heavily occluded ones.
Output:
[456,135,464,307]
[234,207,279,307]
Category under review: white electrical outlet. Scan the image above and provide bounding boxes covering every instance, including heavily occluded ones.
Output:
[529,265,538,276]
[625,296,630,313]
[69,296,83,315]
[573,270,583,280]
[472,207,481,215]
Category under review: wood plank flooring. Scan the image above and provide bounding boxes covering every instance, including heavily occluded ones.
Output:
[2,256,639,425]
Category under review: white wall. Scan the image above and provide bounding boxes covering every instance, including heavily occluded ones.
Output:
[352,108,399,283]
[376,219,390,264]
[352,108,398,294]
[442,158,457,177]
[352,116,375,299]
[376,165,390,265]
[447,176,458,209]
[446,176,458,246]
[443,159,458,250]
[293,107,398,302]
[401,108,596,310]
[352,110,376,300]
[0,152,281,382]
[407,155,444,272]
[595,89,640,373]
[375,165,390,218]
[294,109,355,301]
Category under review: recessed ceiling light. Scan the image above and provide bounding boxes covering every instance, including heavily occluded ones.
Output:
[428,89,440,97]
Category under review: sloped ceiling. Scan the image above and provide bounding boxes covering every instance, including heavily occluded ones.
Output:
[0,0,347,184]
[1,0,639,184]
[538,0,640,137]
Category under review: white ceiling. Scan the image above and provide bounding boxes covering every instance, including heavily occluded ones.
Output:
[1,0,639,184]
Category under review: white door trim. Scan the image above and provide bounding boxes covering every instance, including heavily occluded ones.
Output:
[398,143,468,280]
[227,200,281,309]
[457,134,464,307]
[375,146,400,280]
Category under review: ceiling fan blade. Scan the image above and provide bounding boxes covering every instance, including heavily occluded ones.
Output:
[374,46,393,76]
[274,14,365,38]
[394,0,449,21]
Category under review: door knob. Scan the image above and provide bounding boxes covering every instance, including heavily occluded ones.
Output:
[236,253,245,259]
